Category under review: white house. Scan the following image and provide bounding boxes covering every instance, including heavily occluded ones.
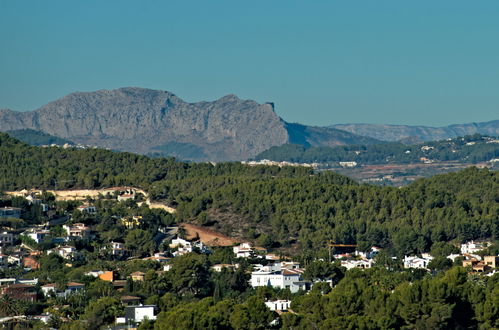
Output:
[109,241,126,257]
[124,305,156,323]
[265,300,292,312]
[341,259,374,270]
[233,242,254,258]
[403,255,433,269]
[354,247,381,260]
[170,237,208,256]
[42,282,85,298]
[461,241,490,254]
[47,245,78,259]
[23,229,50,243]
[63,223,91,239]
[250,269,306,293]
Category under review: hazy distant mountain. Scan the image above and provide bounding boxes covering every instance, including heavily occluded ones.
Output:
[0,87,378,161]
[331,121,499,143]
[6,129,74,146]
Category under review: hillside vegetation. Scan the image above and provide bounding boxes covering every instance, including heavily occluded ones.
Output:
[256,134,499,165]
[1,132,498,258]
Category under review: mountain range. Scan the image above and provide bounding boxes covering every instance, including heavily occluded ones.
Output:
[0,87,378,161]
[0,87,497,161]
[331,121,499,143]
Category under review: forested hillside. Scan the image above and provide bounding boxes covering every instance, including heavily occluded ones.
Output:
[255,134,499,165]
[1,132,498,258]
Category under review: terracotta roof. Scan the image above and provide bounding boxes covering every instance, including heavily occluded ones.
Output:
[67,282,84,287]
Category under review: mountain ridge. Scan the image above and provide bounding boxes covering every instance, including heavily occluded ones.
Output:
[0,87,379,161]
[331,120,499,143]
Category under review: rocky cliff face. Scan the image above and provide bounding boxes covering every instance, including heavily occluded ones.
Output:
[0,87,377,161]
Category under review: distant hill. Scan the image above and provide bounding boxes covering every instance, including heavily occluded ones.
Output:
[331,120,499,143]
[255,134,499,165]
[6,129,74,146]
[0,87,379,161]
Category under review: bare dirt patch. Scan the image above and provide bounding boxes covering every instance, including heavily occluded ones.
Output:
[181,223,238,247]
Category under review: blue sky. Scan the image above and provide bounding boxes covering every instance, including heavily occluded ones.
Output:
[1,1,498,126]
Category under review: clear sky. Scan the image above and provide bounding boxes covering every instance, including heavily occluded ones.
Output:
[1,1,498,126]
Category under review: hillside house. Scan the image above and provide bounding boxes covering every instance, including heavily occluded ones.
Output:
[265,300,291,312]
[130,271,145,282]
[42,282,85,298]
[124,305,156,323]
[1,283,37,301]
[121,216,143,229]
[0,231,14,246]
[63,223,91,239]
[0,207,22,219]
[233,242,254,258]
[341,259,374,270]
[77,204,97,214]
[461,241,490,254]
[47,245,78,259]
[250,268,308,293]
[484,256,499,268]
[23,229,50,243]
[109,241,126,257]
[403,255,433,269]
[211,264,239,272]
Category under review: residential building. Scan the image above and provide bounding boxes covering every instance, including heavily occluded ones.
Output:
[250,268,307,293]
[484,256,499,268]
[22,256,40,270]
[0,231,14,246]
[341,259,374,270]
[47,245,79,259]
[99,271,115,282]
[461,241,490,254]
[403,255,434,269]
[211,264,239,272]
[121,216,143,229]
[76,204,97,214]
[121,295,142,306]
[0,207,21,219]
[42,282,85,298]
[233,242,254,258]
[265,300,291,312]
[23,229,50,243]
[130,271,145,282]
[124,305,156,323]
[109,241,126,257]
[1,283,37,301]
[63,223,91,239]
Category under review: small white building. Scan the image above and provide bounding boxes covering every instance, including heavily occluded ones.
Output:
[170,237,208,256]
[23,229,50,243]
[354,247,381,260]
[265,300,291,312]
[77,204,97,214]
[233,242,254,258]
[341,259,374,270]
[109,241,126,257]
[403,255,433,269]
[47,245,78,259]
[63,223,91,239]
[124,305,156,323]
[461,241,490,254]
[250,269,306,293]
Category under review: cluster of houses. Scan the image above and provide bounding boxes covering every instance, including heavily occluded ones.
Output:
[401,240,498,274]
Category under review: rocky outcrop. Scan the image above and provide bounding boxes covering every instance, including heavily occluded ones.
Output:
[0,87,378,161]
